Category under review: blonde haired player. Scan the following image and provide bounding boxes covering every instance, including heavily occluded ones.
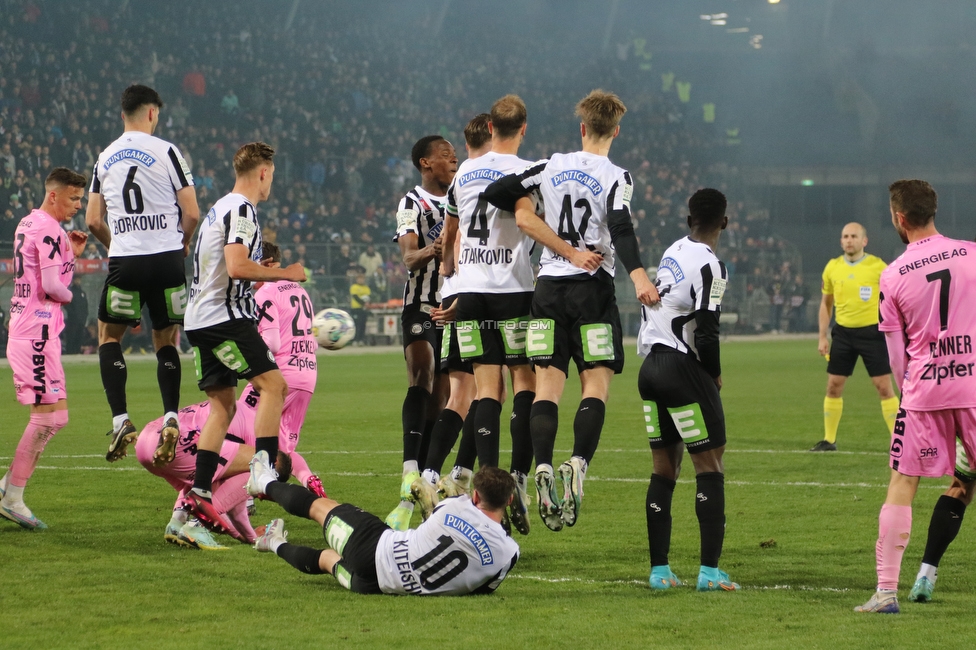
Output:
[812,222,898,451]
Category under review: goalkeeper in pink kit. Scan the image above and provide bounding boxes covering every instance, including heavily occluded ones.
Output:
[856,180,976,613]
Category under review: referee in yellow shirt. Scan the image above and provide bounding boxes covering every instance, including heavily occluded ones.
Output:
[812,222,898,451]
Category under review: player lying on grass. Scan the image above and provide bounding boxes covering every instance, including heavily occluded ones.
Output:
[250,460,520,595]
[907,439,974,603]
[134,401,293,549]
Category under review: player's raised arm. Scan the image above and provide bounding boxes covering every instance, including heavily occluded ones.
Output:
[483,159,547,212]
[225,243,306,283]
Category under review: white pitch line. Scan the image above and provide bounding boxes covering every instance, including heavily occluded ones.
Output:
[9,465,946,490]
[510,573,852,592]
[0,447,887,461]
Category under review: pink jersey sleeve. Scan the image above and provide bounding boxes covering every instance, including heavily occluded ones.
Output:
[881,235,976,411]
[8,211,73,339]
[269,282,318,393]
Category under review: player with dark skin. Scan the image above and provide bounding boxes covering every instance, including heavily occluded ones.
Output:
[397,139,458,443]
[651,210,728,483]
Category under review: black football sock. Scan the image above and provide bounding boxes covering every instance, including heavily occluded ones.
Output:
[529,400,559,467]
[417,418,436,469]
[98,342,128,417]
[509,391,535,475]
[454,400,478,470]
[474,398,502,468]
[401,386,430,464]
[265,480,318,518]
[695,472,726,568]
[572,397,606,464]
[255,436,279,463]
[424,408,464,474]
[276,543,327,574]
[192,449,221,495]
[922,495,968,567]
[155,345,182,414]
[646,474,677,567]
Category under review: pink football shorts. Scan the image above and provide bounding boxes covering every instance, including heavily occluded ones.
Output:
[7,337,66,405]
[890,407,976,478]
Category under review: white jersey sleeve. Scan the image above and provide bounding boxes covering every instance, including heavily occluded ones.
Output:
[91,132,193,257]
[374,496,519,595]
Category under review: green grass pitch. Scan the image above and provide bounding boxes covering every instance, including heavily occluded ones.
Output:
[1,339,974,649]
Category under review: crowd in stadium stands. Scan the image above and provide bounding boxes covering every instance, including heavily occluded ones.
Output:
[0,0,807,339]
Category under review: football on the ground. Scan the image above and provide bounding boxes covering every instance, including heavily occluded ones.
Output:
[313,308,356,350]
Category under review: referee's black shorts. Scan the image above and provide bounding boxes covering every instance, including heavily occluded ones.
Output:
[637,345,726,453]
[827,324,890,377]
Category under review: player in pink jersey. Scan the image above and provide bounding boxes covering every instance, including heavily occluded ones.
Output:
[236,242,327,497]
[134,401,293,549]
[1,168,88,530]
[856,179,976,614]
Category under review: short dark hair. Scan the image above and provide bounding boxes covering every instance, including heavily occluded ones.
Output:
[234,142,275,175]
[411,135,446,172]
[490,95,527,139]
[688,188,727,231]
[261,241,281,263]
[121,84,163,116]
[889,179,937,229]
[464,114,491,150]
[45,167,87,189]
[275,451,293,483]
[472,466,515,510]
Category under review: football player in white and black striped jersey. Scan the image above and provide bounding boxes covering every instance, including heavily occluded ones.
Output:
[86,85,200,464]
[386,136,457,531]
[637,188,739,592]
[484,90,658,533]
[182,142,306,537]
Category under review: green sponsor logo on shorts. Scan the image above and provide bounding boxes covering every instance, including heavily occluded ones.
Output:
[213,340,250,373]
[441,323,452,360]
[165,285,187,319]
[667,403,708,444]
[525,319,555,359]
[333,563,352,590]
[192,346,203,381]
[106,286,139,318]
[643,401,661,440]
[581,323,614,362]
[456,321,483,359]
[326,516,354,555]
[500,317,530,356]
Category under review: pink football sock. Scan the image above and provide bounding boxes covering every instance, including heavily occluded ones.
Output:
[213,473,255,542]
[876,503,912,591]
[9,412,65,487]
[289,451,314,486]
